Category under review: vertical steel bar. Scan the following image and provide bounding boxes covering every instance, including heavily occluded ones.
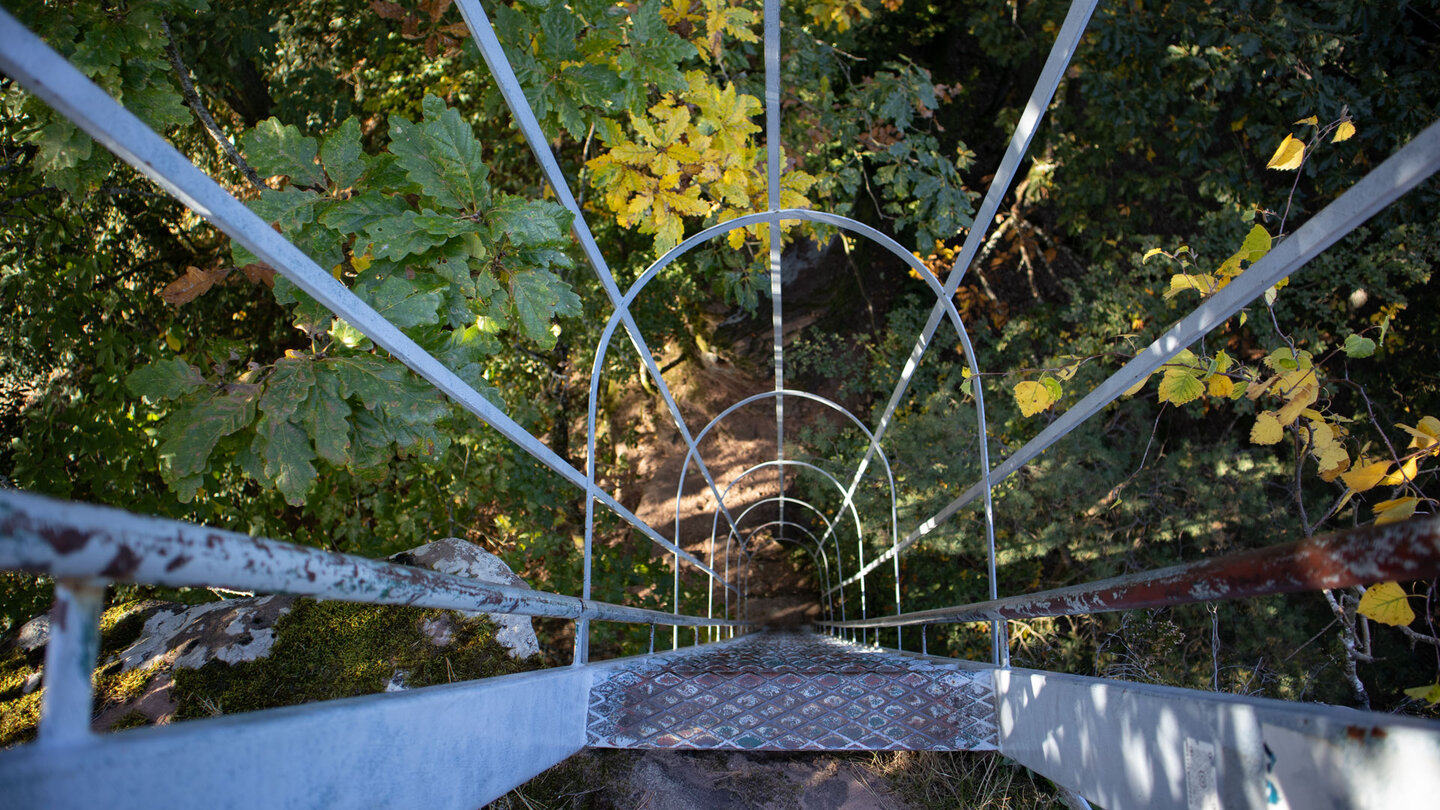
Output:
[38,578,105,748]
[764,0,786,533]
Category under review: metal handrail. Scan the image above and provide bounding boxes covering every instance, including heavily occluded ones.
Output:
[818,519,1440,629]
[0,490,741,629]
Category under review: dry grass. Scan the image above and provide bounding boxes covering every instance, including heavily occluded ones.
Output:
[866,751,1068,810]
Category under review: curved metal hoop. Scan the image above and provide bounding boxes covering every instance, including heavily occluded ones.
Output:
[732,520,835,625]
[729,519,835,624]
[716,494,844,625]
[581,208,997,651]
[706,460,861,624]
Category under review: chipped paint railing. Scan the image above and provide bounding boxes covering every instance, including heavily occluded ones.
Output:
[0,489,746,746]
[819,518,1440,630]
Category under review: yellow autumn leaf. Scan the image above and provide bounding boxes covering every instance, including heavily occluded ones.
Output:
[1013,380,1056,417]
[1266,133,1306,171]
[1246,375,1277,401]
[1311,431,1349,480]
[1379,456,1419,486]
[1374,496,1419,525]
[1404,683,1440,705]
[1356,582,1415,626]
[1250,411,1284,445]
[1341,459,1391,493]
[1157,369,1204,405]
[1398,416,1440,451]
[1276,370,1319,427]
[1318,452,1350,482]
[1164,273,1219,299]
[1294,115,1319,127]
[1207,375,1234,398]
[1122,373,1152,398]
[1332,120,1356,143]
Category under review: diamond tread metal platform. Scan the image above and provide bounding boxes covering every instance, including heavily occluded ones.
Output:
[586,631,997,751]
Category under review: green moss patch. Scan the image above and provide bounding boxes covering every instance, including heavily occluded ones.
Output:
[0,645,42,747]
[172,599,540,719]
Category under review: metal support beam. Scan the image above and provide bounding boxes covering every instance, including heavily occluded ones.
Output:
[37,579,105,748]
[2,654,592,809]
[996,667,1440,810]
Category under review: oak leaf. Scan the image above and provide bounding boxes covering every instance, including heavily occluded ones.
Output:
[161,266,230,305]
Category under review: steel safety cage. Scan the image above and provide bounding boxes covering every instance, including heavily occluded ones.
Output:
[2,0,1440,807]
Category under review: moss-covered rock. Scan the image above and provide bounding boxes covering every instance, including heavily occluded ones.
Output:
[173,599,538,719]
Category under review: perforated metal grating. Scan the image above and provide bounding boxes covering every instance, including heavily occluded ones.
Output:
[586,631,997,751]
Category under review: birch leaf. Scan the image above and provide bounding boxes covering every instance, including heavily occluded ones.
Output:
[1340,459,1390,493]
[1013,380,1056,417]
[1250,411,1284,445]
[1374,496,1419,525]
[1403,683,1440,705]
[1357,582,1415,626]
[1266,134,1305,170]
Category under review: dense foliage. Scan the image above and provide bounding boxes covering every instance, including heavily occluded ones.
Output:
[1,0,1438,720]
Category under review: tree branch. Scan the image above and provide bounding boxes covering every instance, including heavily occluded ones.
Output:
[162,19,266,192]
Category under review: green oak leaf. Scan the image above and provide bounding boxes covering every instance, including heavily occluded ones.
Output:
[250,187,321,231]
[318,191,410,237]
[126,357,205,402]
[303,371,352,466]
[349,409,394,470]
[241,118,328,189]
[359,275,445,328]
[488,196,572,245]
[256,414,317,506]
[158,388,259,481]
[321,116,367,189]
[259,358,316,423]
[366,211,459,261]
[510,269,581,349]
[329,318,372,350]
[387,95,491,212]
[329,355,410,411]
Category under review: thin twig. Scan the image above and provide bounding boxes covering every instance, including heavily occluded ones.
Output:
[162,19,266,191]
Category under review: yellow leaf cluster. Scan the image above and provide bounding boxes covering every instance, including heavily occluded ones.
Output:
[587,72,814,252]
[1154,226,1269,301]
[806,0,872,33]
[1303,418,1349,481]
[662,0,758,62]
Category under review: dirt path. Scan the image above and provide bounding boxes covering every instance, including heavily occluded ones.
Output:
[592,239,872,629]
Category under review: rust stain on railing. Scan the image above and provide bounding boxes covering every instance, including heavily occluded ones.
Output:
[823,518,1440,629]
